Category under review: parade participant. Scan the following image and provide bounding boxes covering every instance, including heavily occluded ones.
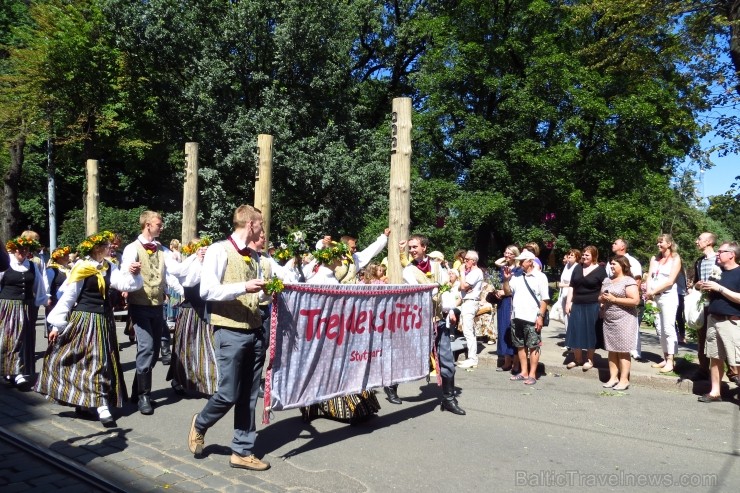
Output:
[502,250,549,385]
[36,231,142,425]
[0,235,48,389]
[314,228,390,284]
[46,246,72,314]
[456,250,484,369]
[299,241,382,424]
[187,205,270,471]
[21,230,50,340]
[383,234,465,415]
[121,211,188,415]
[697,241,740,403]
[167,237,216,396]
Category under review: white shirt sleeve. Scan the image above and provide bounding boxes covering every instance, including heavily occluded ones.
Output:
[354,234,388,270]
[46,279,81,329]
[199,242,248,301]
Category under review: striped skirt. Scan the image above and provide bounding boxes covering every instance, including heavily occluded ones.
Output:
[0,299,32,376]
[168,306,218,394]
[301,391,381,424]
[34,310,127,408]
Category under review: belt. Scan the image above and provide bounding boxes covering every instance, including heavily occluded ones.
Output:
[710,314,740,322]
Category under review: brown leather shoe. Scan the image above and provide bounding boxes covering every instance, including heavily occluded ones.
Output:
[187,414,205,456]
[229,453,270,471]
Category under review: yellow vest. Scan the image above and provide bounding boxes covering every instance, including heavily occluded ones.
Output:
[209,242,262,329]
[128,243,165,306]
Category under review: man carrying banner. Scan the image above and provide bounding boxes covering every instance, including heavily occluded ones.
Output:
[187,204,270,471]
[383,234,465,415]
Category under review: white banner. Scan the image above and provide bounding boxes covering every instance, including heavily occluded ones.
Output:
[264,283,434,416]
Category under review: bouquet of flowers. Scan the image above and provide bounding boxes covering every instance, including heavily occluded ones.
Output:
[312,241,350,266]
[264,276,285,295]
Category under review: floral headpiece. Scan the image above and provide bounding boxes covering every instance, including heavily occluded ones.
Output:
[51,246,72,260]
[312,241,351,266]
[77,231,115,257]
[6,236,41,253]
[182,236,212,256]
[274,230,311,263]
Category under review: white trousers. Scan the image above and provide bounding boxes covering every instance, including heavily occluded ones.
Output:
[655,291,679,356]
[461,300,479,363]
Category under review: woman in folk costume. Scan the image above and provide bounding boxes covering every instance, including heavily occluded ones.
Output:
[300,242,381,424]
[45,246,72,332]
[35,231,142,426]
[1,235,49,389]
[166,237,219,395]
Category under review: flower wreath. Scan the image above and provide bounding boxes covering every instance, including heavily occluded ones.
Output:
[51,245,72,260]
[5,236,41,253]
[312,241,351,266]
[274,230,311,263]
[77,231,115,257]
[181,236,213,256]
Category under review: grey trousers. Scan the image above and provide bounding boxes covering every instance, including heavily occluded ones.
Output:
[195,326,265,457]
[130,304,165,372]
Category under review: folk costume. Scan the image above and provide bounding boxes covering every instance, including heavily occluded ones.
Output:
[167,252,219,395]
[0,253,48,386]
[390,254,464,414]
[191,235,268,464]
[35,257,142,422]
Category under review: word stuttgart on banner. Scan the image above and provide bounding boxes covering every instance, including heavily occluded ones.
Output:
[264,283,435,416]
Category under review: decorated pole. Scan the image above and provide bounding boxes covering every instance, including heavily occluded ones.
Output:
[387,97,412,284]
[254,134,274,243]
[85,159,99,236]
[182,142,199,244]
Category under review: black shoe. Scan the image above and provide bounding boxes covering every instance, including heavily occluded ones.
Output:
[99,414,116,427]
[161,353,171,366]
[440,397,466,415]
[258,379,265,399]
[171,380,186,396]
[138,395,154,415]
[383,386,402,405]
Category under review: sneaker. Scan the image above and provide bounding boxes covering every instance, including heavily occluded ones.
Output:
[229,453,270,471]
[188,414,205,456]
[457,359,478,369]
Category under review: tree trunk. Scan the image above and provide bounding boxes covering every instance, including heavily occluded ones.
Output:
[727,1,740,93]
[1,135,25,241]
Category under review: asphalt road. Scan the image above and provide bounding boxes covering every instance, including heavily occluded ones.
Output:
[2,318,738,492]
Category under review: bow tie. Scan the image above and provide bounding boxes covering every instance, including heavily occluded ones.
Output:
[141,242,158,252]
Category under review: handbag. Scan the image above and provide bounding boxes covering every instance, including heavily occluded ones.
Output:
[684,289,705,329]
[522,276,549,326]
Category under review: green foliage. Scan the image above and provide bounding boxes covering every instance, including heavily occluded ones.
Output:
[58,204,148,248]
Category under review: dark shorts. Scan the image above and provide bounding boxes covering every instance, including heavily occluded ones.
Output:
[511,318,542,349]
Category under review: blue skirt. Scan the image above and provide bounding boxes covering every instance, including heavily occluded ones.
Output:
[496,296,515,356]
[564,302,599,350]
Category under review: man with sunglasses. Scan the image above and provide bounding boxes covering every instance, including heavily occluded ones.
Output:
[697,242,740,403]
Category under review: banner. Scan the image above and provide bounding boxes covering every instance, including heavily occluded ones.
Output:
[264,283,434,418]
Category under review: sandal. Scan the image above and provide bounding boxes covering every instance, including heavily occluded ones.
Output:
[510,374,525,381]
[523,377,537,385]
[651,361,666,368]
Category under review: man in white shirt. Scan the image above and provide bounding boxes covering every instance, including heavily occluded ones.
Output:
[457,250,484,369]
[187,204,270,471]
[607,238,643,359]
[121,211,189,414]
[502,250,549,385]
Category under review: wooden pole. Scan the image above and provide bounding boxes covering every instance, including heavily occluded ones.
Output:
[254,134,274,243]
[388,97,412,284]
[85,159,99,236]
[182,142,199,244]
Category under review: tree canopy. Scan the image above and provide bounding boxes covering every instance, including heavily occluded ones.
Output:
[1,0,738,266]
